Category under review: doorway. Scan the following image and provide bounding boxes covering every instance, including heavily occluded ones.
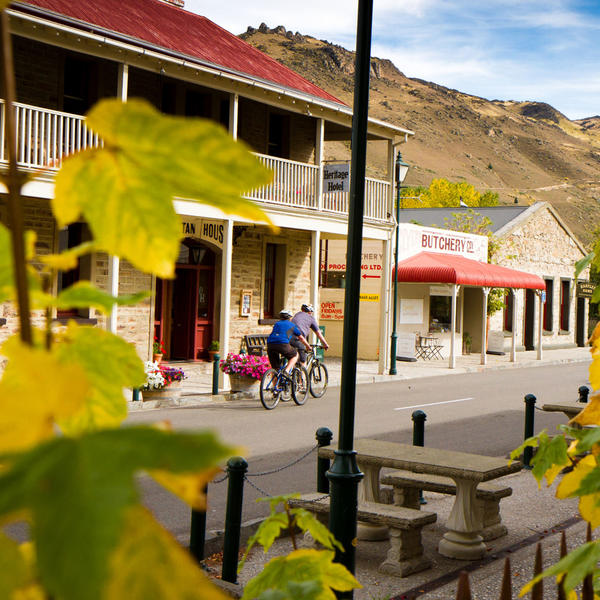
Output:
[576,297,586,347]
[155,241,216,360]
[524,289,535,351]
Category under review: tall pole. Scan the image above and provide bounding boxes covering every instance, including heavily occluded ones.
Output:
[389,165,400,375]
[327,0,372,587]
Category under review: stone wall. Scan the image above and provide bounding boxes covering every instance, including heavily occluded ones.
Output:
[228,225,311,353]
[489,206,587,349]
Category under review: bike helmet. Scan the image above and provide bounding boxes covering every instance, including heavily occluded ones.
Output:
[279,309,293,319]
[301,303,314,313]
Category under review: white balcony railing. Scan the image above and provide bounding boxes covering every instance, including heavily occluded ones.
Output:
[1,100,390,222]
[0,100,100,170]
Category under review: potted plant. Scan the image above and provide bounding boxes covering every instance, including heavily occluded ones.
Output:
[462,331,472,354]
[219,353,270,395]
[208,340,220,362]
[153,337,166,364]
[141,361,185,402]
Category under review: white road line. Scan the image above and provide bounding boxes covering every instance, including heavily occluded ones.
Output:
[394,397,475,411]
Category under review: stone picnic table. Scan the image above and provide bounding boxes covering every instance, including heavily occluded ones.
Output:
[319,438,522,560]
[541,401,584,419]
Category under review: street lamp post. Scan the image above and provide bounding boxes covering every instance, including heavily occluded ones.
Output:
[389,152,409,375]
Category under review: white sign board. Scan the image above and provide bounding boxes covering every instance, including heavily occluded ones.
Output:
[430,285,453,296]
[396,333,417,361]
[323,163,350,193]
[396,223,488,262]
[400,298,423,324]
[487,330,505,354]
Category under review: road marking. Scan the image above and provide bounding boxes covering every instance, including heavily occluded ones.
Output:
[394,397,474,411]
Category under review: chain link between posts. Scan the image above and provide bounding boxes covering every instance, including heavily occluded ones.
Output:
[210,443,320,489]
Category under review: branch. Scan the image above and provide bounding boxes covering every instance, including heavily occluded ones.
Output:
[0,10,32,344]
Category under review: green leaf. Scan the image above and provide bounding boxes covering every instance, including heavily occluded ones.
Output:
[54,281,150,314]
[53,99,274,277]
[293,508,343,552]
[0,223,40,304]
[38,241,95,271]
[0,532,29,598]
[0,427,236,600]
[510,433,542,462]
[575,252,595,280]
[530,432,569,484]
[239,512,289,572]
[242,549,361,600]
[258,581,322,600]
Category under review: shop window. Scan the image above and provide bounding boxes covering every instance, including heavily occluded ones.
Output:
[560,279,571,331]
[429,296,451,333]
[503,290,513,332]
[56,223,92,318]
[319,239,346,288]
[263,243,286,318]
[543,278,553,331]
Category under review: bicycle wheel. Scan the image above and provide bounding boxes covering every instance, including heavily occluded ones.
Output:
[292,365,309,405]
[309,362,329,398]
[260,369,280,410]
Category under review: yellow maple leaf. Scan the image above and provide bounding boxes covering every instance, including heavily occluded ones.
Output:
[104,505,229,600]
[578,493,600,529]
[557,455,595,499]
[0,337,89,453]
[149,467,221,511]
[569,393,600,427]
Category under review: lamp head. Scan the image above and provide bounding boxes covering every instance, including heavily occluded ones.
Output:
[395,152,409,184]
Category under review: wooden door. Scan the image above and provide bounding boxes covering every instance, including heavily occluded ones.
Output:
[524,289,535,351]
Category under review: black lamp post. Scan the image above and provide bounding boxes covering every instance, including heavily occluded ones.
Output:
[389,151,409,375]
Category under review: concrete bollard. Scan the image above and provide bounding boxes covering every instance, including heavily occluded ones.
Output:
[523,394,536,468]
[578,385,590,403]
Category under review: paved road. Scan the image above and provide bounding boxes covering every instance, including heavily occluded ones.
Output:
[128,362,590,546]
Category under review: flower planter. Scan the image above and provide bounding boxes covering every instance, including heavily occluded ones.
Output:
[152,353,163,364]
[228,374,260,397]
[141,382,182,404]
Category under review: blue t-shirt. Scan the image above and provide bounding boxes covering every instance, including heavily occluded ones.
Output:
[267,320,302,344]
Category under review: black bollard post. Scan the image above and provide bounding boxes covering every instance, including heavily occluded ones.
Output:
[189,484,208,563]
[132,388,140,402]
[221,456,248,584]
[316,427,333,494]
[212,353,220,396]
[523,394,536,469]
[412,410,427,504]
[578,385,590,403]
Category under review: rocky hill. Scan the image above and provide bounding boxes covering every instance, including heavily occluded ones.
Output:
[241,24,600,246]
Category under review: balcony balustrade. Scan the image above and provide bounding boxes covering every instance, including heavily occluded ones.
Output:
[0,100,390,223]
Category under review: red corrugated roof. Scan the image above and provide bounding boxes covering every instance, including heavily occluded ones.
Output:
[393,252,546,290]
[14,0,344,105]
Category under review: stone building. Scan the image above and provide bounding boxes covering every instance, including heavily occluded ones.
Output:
[0,0,412,375]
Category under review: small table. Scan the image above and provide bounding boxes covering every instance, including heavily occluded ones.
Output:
[320,439,521,560]
[415,335,443,360]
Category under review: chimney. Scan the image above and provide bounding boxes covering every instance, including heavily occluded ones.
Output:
[159,0,184,7]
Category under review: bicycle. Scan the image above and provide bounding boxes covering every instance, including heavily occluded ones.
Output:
[305,344,329,398]
[259,360,309,410]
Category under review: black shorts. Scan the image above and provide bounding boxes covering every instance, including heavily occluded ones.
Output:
[290,336,307,364]
[267,342,297,370]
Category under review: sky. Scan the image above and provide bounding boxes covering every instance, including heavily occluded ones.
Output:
[186,0,600,121]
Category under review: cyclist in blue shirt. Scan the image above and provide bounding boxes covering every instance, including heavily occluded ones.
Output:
[267,309,311,377]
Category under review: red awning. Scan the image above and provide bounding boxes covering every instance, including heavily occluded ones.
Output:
[393,252,545,290]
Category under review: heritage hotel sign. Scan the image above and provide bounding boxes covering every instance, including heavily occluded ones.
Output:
[323,163,350,193]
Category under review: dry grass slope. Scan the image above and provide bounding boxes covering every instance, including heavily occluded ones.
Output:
[241,24,600,246]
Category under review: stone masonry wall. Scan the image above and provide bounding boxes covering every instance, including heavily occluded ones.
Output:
[489,207,587,349]
[228,226,311,353]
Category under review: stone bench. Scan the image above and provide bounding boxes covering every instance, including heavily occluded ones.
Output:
[380,471,512,541]
[288,492,436,577]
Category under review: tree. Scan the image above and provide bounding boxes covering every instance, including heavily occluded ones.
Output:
[399,179,498,209]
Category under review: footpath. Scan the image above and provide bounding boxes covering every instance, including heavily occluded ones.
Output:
[132,346,591,599]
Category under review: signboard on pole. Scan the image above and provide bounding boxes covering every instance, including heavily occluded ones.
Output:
[323,163,350,193]
[577,281,595,298]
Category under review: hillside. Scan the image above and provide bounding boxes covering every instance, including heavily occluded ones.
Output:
[241,24,600,246]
